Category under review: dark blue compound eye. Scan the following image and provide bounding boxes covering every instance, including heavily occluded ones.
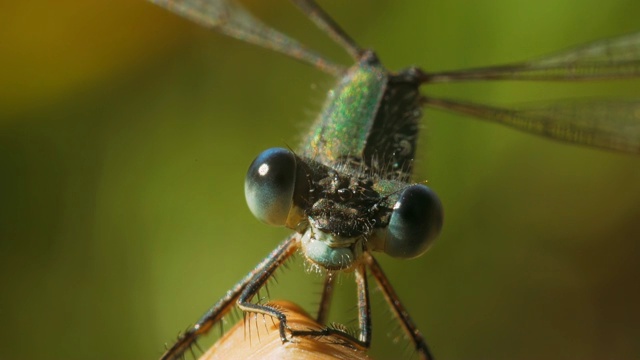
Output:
[383,184,443,259]
[244,148,297,226]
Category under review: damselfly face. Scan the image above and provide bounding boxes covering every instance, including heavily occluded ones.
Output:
[147,1,640,359]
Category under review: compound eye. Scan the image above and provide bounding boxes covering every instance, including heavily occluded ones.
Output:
[383,184,443,259]
[244,148,297,226]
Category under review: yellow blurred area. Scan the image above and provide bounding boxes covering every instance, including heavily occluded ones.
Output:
[0,1,191,117]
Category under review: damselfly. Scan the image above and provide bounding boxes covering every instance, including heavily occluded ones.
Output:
[149,1,640,359]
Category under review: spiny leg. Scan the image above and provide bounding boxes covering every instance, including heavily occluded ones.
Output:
[354,263,372,347]
[236,263,298,343]
[316,272,336,325]
[364,253,433,360]
[289,264,372,350]
[160,235,299,360]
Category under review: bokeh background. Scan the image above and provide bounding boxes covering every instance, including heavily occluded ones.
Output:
[1,1,639,359]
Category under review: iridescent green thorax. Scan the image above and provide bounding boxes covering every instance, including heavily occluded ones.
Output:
[301,54,388,166]
[301,52,423,181]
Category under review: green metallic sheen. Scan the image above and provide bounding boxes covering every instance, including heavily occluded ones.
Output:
[301,59,387,163]
[373,179,405,195]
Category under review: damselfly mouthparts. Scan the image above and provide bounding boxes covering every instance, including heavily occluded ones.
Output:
[149,1,640,359]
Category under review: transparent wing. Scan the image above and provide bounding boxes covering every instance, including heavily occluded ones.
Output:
[425,97,640,154]
[423,32,640,82]
[148,0,344,75]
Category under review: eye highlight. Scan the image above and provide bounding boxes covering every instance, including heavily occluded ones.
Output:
[244,148,297,226]
[382,184,443,259]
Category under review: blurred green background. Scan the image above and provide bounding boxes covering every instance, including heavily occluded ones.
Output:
[1,1,640,359]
